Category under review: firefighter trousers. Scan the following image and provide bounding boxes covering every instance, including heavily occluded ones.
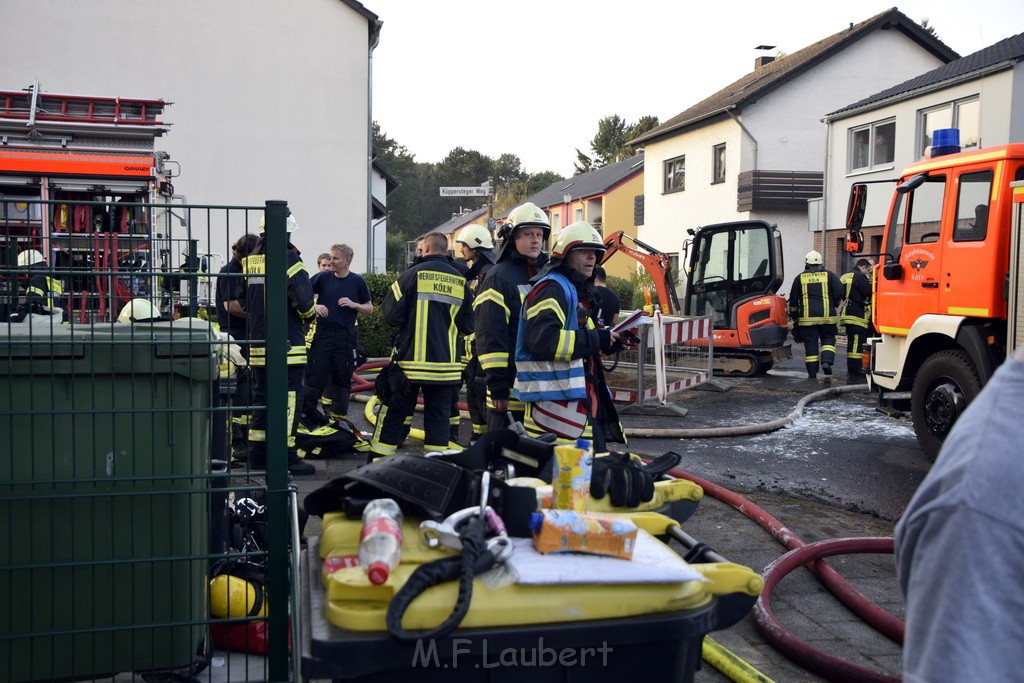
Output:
[845,323,872,373]
[796,324,837,378]
[371,383,457,457]
[248,363,305,468]
[303,324,356,419]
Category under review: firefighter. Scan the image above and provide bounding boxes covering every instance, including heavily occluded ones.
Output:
[455,223,496,443]
[9,249,63,324]
[473,203,550,431]
[839,257,874,379]
[369,232,473,458]
[788,250,844,379]
[243,213,317,475]
[116,298,163,323]
[216,233,258,463]
[515,221,627,452]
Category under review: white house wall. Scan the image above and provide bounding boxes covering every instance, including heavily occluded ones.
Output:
[824,67,1020,235]
[640,28,949,297]
[0,0,373,272]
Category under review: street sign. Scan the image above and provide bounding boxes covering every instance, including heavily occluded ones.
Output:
[440,186,489,197]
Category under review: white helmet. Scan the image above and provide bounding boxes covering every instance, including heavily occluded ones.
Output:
[551,221,605,260]
[805,250,823,265]
[258,213,298,233]
[455,223,494,250]
[17,249,45,267]
[117,298,162,323]
[502,202,551,241]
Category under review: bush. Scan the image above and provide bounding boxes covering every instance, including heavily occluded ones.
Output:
[359,272,399,357]
[605,275,634,311]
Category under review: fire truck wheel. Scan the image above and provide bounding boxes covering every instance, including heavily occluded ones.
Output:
[911,349,981,462]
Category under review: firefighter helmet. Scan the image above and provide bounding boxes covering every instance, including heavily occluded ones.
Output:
[551,221,605,260]
[117,298,161,323]
[455,223,493,250]
[500,202,551,242]
[209,574,266,618]
[258,213,298,233]
[805,250,823,265]
[17,250,45,267]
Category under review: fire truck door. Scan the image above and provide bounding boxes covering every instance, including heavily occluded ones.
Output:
[875,173,947,336]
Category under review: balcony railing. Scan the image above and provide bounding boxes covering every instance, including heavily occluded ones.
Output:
[737,170,823,212]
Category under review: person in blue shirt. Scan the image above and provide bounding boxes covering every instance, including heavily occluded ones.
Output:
[302,244,373,426]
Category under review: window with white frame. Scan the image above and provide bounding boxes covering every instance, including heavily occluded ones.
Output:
[919,97,980,156]
[712,143,726,184]
[664,155,685,193]
[848,119,895,172]
[574,207,583,222]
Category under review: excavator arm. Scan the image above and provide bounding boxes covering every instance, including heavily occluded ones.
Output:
[600,230,681,314]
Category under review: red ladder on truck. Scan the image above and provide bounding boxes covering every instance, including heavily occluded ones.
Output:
[0,80,166,127]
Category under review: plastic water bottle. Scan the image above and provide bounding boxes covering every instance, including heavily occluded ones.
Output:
[358,498,403,585]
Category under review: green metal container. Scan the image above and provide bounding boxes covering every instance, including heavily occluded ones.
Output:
[0,319,217,681]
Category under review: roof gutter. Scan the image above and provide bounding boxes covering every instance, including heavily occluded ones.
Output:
[725,107,758,172]
[633,105,739,146]
[366,18,383,272]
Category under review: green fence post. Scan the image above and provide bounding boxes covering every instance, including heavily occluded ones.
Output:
[263,199,291,681]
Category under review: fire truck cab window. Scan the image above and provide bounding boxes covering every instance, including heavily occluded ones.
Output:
[898,174,946,245]
[953,170,992,242]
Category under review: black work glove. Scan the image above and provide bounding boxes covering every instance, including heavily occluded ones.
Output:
[590,451,655,507]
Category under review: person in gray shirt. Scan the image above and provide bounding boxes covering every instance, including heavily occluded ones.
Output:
[895,345,1024,682]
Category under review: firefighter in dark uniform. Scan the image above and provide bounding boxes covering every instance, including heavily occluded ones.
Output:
[455,223,496,444]
[788,250,844,379]
[473,203,549,431]
[243,213,317,475]
[10,249,63,323]
[840,258,874,379]
[369,232,474,457]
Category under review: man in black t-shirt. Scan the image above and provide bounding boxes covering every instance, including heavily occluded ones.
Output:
[302,244,373,425]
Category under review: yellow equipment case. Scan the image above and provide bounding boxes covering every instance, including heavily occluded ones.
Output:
[300,502,762,682]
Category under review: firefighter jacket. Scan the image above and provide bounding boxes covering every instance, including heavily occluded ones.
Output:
[243,238,316,368]
[788,265,843,327]
[473,249,548,402]
[382,254,473,384]
[514,264,624,443]
[23,265,62,313]
[839,268,872,328]
[461,255,494,365]
[513,271,587,401]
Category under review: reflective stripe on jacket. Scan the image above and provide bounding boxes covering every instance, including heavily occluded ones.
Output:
[513,271,585,402]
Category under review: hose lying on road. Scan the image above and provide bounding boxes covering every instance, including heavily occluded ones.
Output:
[752,538,900,683]
[625,383,868,438]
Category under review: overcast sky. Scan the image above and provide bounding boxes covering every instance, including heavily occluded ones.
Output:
[370,0,1023,177]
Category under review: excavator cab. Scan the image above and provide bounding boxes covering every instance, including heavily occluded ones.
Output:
[682,220,790,375]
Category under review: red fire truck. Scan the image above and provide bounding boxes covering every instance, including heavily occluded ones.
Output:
[0,80,182,321]
[846,135,1024,460]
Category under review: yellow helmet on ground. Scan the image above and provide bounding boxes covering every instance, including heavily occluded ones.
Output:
[209,573,267,618]
[455,223,493,250]
[17,250,45,267]
[551,221,605,259]
[117,298,161,323]
[805,250,823,265]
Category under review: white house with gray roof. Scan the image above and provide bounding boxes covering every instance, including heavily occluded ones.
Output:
[631,8,957,295]
[821,31,1024,265]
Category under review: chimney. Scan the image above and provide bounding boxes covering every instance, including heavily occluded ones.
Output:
[753,44,776,70]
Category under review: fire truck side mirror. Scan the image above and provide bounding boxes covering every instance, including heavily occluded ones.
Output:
[882,260,903,280]
[846,183,866,232]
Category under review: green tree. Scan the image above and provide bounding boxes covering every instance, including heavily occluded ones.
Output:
[584,114,661,169]
[527,170,564,196]
[372,122,419,241]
